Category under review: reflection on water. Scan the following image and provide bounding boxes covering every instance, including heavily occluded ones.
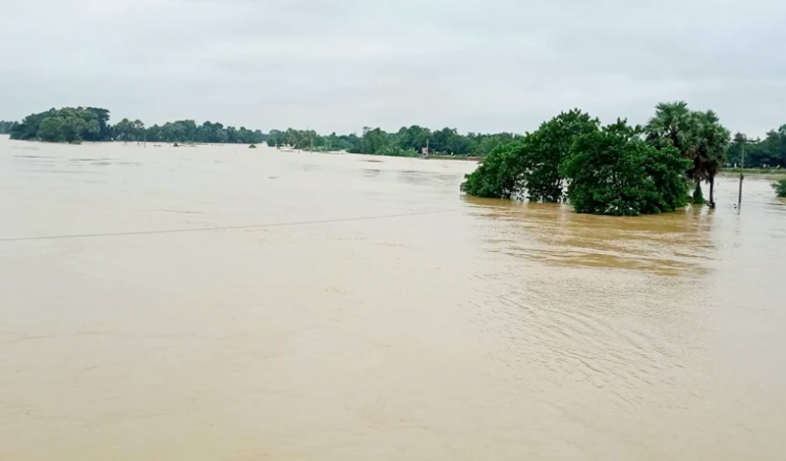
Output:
[1,135,785,461]
[464,198,719,275]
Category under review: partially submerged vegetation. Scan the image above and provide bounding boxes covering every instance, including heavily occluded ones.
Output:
[462,102,729,216]
[5,106,785,209]
[8,107,266,145]
[265,126,518,157]
[774,179,786,198]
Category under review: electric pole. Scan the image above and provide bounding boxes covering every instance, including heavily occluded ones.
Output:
[738,142,746,209]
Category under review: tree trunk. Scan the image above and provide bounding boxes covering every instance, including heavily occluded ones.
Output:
[709,175,715,206]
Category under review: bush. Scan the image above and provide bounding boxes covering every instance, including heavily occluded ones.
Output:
[692,183,705,204]
[774,178,786,197]
[379,145,418,157]
[461,141,527,198]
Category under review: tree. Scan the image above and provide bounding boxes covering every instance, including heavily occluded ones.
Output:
[461,141,528,198]
[37,116,66,142]
[645,102,696,155]
[0,121,16,134]
[562,119,691,216]
[133,120,145,143]
[733,126,786,169]
[461,110,599,202]
[645,101,730,205]
[691,110,730,204]
[520,110,600,202]
[85,108,111,141]
[114,118,135,143]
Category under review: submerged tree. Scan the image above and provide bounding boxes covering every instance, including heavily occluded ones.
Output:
[562,119,691,216]
[691,110,730,205]
[520,110,600,202]
[11,107,106,143]
[461,110,599,202]
[461,141,528,198]
[645,102,730,205]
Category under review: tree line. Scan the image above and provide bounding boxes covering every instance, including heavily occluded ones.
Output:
[265,126,519,157]
[727,128,786,169]
[461,102,733,216]
[6,106,786,174]
[7,107,267,145]
[7,107,517,155]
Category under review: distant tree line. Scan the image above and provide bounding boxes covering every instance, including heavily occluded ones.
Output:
[0,120,14,134]
[461,102,734,216]
[727,127,786,169]
[266,126,519,157]
[6,106,786,176]
[9,107,112,143]
[8,107,267,145]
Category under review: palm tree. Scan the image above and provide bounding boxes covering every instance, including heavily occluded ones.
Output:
[646,102,730,206]
[645,101,698,156]
[692,111,730,205]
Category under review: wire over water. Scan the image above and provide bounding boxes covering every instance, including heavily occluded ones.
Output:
[0,208,462,243]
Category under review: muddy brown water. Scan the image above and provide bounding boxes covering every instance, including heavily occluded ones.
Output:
[1,136,785,460]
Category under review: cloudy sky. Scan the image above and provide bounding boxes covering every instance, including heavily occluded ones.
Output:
[1,0,784,135]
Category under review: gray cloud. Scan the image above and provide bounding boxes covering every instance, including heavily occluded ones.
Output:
[1,0,784,135]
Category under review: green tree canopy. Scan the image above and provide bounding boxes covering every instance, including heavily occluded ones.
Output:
[0,121,15,134]
[562,120,691,216]
[461,141,528,198]
[644,101,731,204]
[728,126,786,169]
[10,107,108,143]
[461,110,599,202]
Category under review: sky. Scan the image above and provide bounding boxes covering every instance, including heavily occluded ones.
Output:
[1,0,784,136]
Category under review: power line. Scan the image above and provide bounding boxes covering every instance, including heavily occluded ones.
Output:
[0,208,461,243]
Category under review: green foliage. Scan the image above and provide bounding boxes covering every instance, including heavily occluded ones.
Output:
[562,119,691,216]
[644,102,730,204]
[143,120,265,144]
[520,110,600,202]
[9,107,267,145]
[461,110,598,202]
[692,183,706,204]
[0,121,15,134]
[379,145,418,157]
[461,141,528,198]
[266,124,518,157]
[11,107,108,143]
[773,179,786,197]
[728,127,786,169]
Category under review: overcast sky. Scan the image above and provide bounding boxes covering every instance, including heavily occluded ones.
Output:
[1,0,784,136]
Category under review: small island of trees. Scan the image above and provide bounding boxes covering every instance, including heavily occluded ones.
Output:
[461,102,736,216]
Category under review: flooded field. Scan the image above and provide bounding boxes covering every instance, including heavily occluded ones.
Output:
[1,135,785,460]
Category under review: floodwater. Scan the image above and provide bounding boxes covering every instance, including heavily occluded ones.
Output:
[1,135,785,461]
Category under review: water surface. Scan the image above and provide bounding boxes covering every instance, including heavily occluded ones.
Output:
[1,136,785,460]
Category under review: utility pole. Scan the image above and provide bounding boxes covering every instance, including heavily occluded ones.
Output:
[738,143,746,209]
